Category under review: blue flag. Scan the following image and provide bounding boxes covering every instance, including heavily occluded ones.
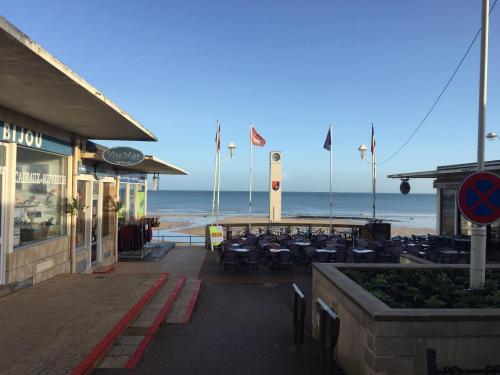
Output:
[323,127,331,151]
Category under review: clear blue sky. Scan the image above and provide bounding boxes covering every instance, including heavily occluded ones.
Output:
[3,1,500,193]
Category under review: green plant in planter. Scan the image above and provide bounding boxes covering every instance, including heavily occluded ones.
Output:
[110,199,124,213]
[66,197,87,217]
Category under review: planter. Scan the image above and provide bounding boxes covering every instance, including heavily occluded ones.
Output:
[312,263,500,375]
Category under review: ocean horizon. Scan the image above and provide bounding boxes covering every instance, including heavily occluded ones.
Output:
[147,190,436,228]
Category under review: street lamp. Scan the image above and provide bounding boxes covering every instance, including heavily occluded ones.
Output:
[358,144,368,160]
[228,142,237,157]
[486,132,499,140]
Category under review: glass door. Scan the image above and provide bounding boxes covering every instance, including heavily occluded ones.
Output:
[91,181,99,263]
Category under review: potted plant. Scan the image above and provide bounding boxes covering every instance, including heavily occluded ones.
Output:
[66,196,87,217]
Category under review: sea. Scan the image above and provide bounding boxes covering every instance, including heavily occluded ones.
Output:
[147,190,436,229]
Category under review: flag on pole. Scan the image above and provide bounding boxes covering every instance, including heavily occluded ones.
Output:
[215,122,221,151]
[250,127,266,147]
[323,127,332,151]
[371,123,375,154]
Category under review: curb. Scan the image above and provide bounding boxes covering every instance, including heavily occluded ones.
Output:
[71,272,169,375]
[124,277,186,369]
[182,280,202,323]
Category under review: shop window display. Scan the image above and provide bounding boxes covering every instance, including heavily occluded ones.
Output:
[14,147,67,247]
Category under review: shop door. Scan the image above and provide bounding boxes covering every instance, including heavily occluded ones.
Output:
[91,182,100,263]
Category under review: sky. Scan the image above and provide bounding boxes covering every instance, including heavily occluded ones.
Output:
[3,0,500,193]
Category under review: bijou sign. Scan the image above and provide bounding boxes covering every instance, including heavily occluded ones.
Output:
[102,147,144,167]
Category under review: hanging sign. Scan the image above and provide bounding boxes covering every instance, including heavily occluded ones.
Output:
[209,226,224,248]
[457,172,500,225]
[102,147,144,166]
[400,180,411,195]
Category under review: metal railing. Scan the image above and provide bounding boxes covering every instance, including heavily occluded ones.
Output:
[292,283,306,349]
[152,234,205,246]
[317,298,340,375]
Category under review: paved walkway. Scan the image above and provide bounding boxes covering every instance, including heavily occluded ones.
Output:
[97,250,328,375]
[0,246,207,375]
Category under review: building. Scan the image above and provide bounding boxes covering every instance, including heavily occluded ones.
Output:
[0,17,187,286]
[388,160,500,258]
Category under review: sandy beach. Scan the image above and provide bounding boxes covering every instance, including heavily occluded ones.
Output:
[157,213,436,237]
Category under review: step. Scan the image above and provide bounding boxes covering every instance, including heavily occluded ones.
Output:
[97,277,186,369]
[166,279,202,324]
[72,272,169,375]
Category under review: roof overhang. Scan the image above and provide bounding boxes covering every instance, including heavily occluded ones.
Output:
[388,160,500,179]
[0,16,156,141]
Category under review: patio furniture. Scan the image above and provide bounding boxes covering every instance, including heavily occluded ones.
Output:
[331,251,348,263]
[352,248,375,263]
[223,249,240,271]
[273,250,293,274]
[314,250,333,263]
[243,249,260,271]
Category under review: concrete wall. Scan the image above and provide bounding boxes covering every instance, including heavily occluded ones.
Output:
[6,236,70,285]
[312,264,500,375]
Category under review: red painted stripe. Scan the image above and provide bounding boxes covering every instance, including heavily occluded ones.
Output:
[124,277,186,369]
[93,266,115,274]
[182,280,202,323]
[71,272,169,375]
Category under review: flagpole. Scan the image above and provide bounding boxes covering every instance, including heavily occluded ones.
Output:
[216,122,222,224]
[372,122,376,221]
[329,124,333,234]
[249,124,253,232]
[211,122,219,224]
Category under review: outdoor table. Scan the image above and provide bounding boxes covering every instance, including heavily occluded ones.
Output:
[230,243,241,248]
[269,248,290,253]
[316,249,337,253]
[293,242,311,247]
[352,248,374,263]
[438,249,459,263]
[233,248,249,270]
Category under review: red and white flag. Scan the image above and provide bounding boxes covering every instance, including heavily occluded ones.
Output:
[215,122,221,152]
[371,123,376,154]
[250,127,266,147]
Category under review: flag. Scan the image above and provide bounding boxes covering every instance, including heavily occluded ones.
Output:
[215,122,221,152]
[371,123,375,154]
[250,127,266,147]
[323,127,331,151]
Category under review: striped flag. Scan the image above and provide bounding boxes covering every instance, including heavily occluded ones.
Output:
[251,127,266,147]
[371,123,375,154]
[215,122,221,152]
[323,127,331,151]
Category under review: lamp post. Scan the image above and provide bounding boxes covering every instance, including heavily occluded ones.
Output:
[486,132,499,140]
[215,142,237,223]
[358,143,376,221]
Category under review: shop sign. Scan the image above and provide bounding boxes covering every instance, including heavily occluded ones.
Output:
[15,171,67,185]
[102,147,144,166]
[209,225,224,249]
[1,121,73,156]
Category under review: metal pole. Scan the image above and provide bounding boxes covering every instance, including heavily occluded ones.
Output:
[216,131,221,224]
[329,125,333,234]
[372,123,376,222]
[211,121,219,224]
[470,0,489,290]
[249,124,253,231]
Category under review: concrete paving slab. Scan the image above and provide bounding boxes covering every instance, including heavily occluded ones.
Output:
[98,356,130,369]
[113,247,206,279]
[167,279,200,323]
[0,273,162,374]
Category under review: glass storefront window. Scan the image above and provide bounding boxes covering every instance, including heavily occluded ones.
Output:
[440,188,456,236]
[129,184,137,221]
[102,182,116,238]
[137,184,145,218]
[14,147,67,248]
[118,183,126,223]
[75,180,88,248]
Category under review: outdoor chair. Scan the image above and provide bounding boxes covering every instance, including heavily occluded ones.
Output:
[304,246,316,271]
[288,243,302,263]
[331,251,348,263]
[244,250,260,272]
[314,251,332,263]
[274,250,293,274]
[223,250,240,271]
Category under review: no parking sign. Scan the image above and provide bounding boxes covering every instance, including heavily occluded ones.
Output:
[457,172,500,225]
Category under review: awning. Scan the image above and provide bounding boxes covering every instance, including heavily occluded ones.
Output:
[0,17,156,141]
[388,160,500,179]
[82,142,188,175]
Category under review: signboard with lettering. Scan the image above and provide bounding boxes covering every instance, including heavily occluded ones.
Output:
[1,121,72,156]
[102,147,144,166]
[209,225,224,250]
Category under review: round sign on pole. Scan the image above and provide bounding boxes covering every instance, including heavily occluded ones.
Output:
[457,171,500,225]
